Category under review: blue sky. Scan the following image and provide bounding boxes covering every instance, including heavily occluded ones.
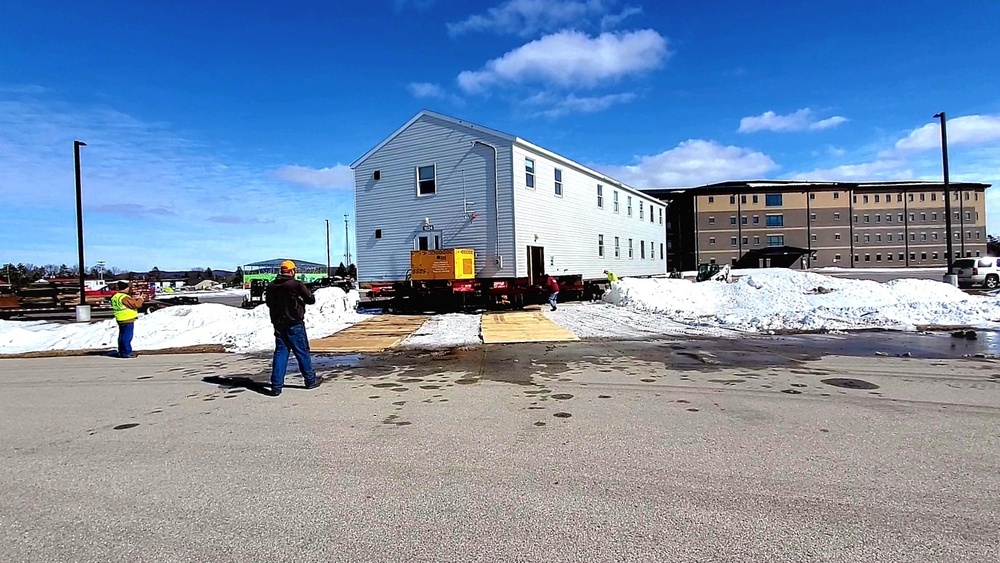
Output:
[2,0,999,272]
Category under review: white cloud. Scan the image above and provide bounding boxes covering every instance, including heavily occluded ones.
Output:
[407,82,448,99]
[888,114,1000,155]
[448,0,640,38]
[527,92,637,117]
[597,139,779,188]
[789,159,913,182]
[457,29,668,93]
[739,109,848,133]
[273,164,353,190]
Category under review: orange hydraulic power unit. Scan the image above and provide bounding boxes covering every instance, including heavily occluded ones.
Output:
[410,249,476,281]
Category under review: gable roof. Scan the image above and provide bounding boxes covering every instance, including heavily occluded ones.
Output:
[350,109,664,207]
[350,109,516,169]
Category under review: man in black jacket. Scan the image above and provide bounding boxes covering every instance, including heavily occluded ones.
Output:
[264,260,319,396]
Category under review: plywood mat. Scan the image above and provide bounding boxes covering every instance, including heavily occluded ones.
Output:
[480,311,579,344]
[310,315,429,353]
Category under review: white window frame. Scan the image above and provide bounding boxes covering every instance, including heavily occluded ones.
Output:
[525,158,535,189]
[416,164,436,197]
[554,168,563,197]
[598,234,605,258]
[597,184,603,208]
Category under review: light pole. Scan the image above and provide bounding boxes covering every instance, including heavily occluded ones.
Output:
[74,140,87,304]
[933,113,954,279]
[344,214,351,266]
[325,219,331,278]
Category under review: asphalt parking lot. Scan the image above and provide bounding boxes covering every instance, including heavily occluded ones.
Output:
[2,335,997,562]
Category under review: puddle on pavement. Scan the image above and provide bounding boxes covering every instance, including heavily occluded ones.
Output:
[821,378,880,390]
[311,354,362,368]
[113,423,139,430]
[553,412,572,418]
[550,393,574,400]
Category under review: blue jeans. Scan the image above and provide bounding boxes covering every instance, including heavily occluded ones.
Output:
[117,322,134,357]
[271,323,316,392]
[548,291,558,309]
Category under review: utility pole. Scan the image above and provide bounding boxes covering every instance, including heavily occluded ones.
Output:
[325,219,331,278]
[344,214,351,266]
[934,112,954,277]
[74,140,87,305]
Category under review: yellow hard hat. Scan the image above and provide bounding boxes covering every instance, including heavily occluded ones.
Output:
[280,260,296,272]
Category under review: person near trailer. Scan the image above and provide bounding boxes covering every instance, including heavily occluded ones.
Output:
[264,260,320,397]
[110,281,143,358]
[604,269,618,283]
[545,274,560,311]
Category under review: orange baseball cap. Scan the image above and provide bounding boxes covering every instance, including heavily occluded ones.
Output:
[280,260,296,272]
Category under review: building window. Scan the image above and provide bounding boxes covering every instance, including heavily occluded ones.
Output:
[834,212,841,221]
[709,237,716,245]
[887,214,892,223]
[933,252,938,259]
[932,212,937,221]
[753,215,759,224]
[730,237,737,247]
[885,193,891,202]
[876,214,881,223]
[660,243,664,259]
[811,234,817,242]
[863,195,870,204]
[639,203,644,220]
[976,231,981,239]
[965,192,970,200]
[854,235,859,243]
[910,233,916,241]
[853,195,857,204]
[897,194,903,202]
[554,168,562,196]
[627,196,633,217]
[932,233,938,240]
[708,216,716,225]
[834,192,840,199]
[887,253,893,261]
[375,229,382,239]
[765,214,784,227]
[864,234,870,243]
[659,208,663,225]
[741,216,748,225]
[729,195,736,205]
[730,216,737,225]
[854,254,860,262]
[614,236,620,258]
[932,193,937,201]
[753,236,760,245]
[908,193,914,202]
[810,213,816,221]
[834,233,841,240]
[910,252,916,260]
[967,231,972,239]
[854,215,858,223]
[899,253,905,261]
[628,239,634,259]
[766,235,784,247]
[920,193,926,202]
[921,252,927,260]
[650,205,654,223]
[597,185,604,208]
[921,233,927,241]
[752,195,759,204]
[765,194,782,206]
[898,213,903,222]
[876,234,882,242]
[875,195,880,203]
[864,254,871,262]
[708,196,715,203]
[741,195,747,204]
[742,236,749,245]
[417,165,436,196]
[909,213,915,222]
[650,241,655,259]
[921,213,926,221]
[598,234,605,257]
[640,240,646,259]
[887,234,892,241]
[613,191,619,213]
[525,158,535,189]
[864,214,870,223]
[810,193,816,200]
[876,254,882,262]
[834,254,841,262]
[966,211,972,220]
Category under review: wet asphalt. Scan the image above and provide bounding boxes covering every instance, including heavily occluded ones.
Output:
[1,334,998,562]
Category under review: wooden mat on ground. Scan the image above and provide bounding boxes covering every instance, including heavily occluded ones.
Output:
[480,311,579,344]
[310,315,429,353]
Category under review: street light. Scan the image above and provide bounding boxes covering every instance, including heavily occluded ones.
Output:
[932,113,956,281]
[74,140,87,304]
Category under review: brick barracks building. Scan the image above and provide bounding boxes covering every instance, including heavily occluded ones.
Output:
[646,181,990,271]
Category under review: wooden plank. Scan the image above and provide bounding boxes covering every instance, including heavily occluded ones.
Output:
[309,315,429,353]
[480,311,579,344]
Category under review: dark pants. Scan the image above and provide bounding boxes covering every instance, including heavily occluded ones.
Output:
[117,322,134,357]
[271,323,316,393]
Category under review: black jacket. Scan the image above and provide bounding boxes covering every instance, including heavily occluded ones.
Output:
[265,275,316,328]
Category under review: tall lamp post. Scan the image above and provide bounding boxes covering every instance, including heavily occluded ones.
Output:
[933,113,955,280]
[74,140,88,304]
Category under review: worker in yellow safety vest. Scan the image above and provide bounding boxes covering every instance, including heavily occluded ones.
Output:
[110,281,144,358]
[603,269,618,282]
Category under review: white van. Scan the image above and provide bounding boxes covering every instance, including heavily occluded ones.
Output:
[953,257,1000,289]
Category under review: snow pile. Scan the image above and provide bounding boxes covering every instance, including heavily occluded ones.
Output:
[400,313,482,349]
[0,288,366,355]
[603,270,1000,333]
